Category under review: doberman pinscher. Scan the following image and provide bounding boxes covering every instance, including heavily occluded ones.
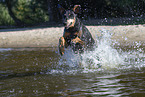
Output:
[58,4,95,56]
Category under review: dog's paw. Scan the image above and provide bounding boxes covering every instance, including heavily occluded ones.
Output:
[71,37,84,54]
[71,37,84,45]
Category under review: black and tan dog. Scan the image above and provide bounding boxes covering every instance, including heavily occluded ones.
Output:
[58,4,95,55]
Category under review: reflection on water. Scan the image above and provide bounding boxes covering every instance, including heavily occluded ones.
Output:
[0,47,145,96]
[0,30,145,96]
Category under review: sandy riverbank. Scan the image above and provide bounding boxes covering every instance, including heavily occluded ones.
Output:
[0,25,145,48]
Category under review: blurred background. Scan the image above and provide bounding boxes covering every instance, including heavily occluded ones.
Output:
[0,0,145,28]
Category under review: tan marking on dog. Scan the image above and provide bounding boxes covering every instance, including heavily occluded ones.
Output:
[66,17,76,28]
[77,30,82,38]
[59,37,65,55]
[71,37,84,45]
[64,32,71,38]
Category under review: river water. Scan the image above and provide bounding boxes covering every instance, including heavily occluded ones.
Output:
[0,30,145,97]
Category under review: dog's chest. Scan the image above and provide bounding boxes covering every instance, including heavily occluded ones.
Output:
[64,28,79,39]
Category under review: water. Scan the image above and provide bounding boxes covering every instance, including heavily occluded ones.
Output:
[0,30,145,97]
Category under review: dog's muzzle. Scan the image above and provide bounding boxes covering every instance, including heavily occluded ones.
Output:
[65,17,76,29]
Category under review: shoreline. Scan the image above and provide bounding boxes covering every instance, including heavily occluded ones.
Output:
[0,25,145,49]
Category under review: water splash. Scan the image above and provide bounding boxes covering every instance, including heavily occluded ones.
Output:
[49,47,82,75]
[120,50,145,70]
[81,29,124,70]
[58,47,81,68]
[55,29,145,74]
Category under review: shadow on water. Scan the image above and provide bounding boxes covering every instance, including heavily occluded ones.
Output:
[0,48,60,80]
[0,71,44,80]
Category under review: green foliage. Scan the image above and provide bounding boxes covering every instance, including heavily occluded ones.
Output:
[0,4,15,25]
[13,0,49,24]
[0,0,145,26]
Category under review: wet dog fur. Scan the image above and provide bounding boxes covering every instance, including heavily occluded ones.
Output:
[58,5,95,56]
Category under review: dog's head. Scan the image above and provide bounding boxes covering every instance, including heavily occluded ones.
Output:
[58,4,81,29]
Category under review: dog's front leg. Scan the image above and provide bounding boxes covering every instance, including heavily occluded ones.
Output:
[71,37,85,54]
[59,37,65,55]
[71,37,84,46]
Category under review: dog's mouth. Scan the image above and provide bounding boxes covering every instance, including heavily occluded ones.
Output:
[65,18,76,29]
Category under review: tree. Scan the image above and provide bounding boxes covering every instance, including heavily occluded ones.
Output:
[5,0,24,26]
[47,0,59,22]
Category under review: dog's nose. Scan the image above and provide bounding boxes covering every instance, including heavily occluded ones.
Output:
[65,19,75,28]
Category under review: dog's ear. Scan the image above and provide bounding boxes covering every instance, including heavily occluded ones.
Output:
[58,4,65,15]
[73,5,81,14]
